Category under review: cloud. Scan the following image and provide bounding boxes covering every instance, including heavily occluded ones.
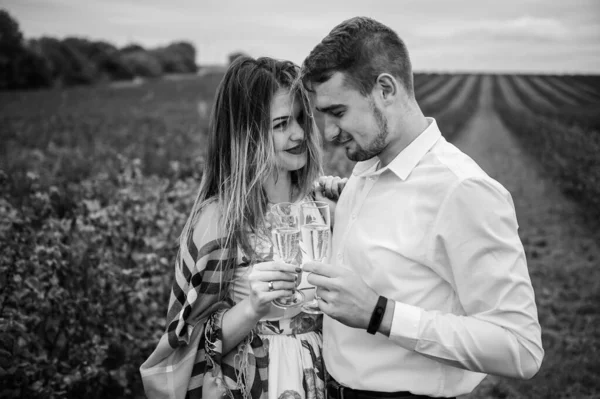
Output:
[108,13,197,26]
[415,16,570,42]
[104,3,199,26]
[5,0,599,73]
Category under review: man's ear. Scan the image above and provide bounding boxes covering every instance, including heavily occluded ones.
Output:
[375,73,398,103]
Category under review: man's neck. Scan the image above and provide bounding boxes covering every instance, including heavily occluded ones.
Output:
[379,110,429,167]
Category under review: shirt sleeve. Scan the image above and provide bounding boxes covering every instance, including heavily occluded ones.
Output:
[388,177,544,379]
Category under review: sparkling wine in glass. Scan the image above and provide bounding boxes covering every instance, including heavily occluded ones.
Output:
[270,203,305,309]
[301,224,330,262]
[299,201,330,314]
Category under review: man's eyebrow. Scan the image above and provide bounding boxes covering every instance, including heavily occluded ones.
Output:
[316,104,345,114]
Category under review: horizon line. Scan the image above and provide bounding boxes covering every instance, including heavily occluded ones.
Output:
[196,64,600,76]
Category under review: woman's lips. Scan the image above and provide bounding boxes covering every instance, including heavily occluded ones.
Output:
[285,142,306,155]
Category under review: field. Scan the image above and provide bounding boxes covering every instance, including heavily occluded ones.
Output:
[1,71,599,398]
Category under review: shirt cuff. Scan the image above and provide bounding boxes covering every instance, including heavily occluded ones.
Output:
[389,301,423,350]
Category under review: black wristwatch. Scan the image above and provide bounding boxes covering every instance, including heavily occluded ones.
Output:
[367,295,388,334]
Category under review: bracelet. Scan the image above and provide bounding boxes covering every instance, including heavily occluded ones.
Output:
[366,295,387,334]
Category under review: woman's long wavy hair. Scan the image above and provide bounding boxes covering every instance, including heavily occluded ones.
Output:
[180,56,322,270]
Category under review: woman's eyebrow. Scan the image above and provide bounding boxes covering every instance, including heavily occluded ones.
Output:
[272,116,289,123]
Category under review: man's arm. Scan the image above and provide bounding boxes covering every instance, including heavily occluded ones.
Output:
[387,177,544,379]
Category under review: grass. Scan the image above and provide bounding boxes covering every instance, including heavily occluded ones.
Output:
[0,73,223,192]
[493,75,600,221]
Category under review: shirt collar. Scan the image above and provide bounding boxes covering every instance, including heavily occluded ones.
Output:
[353,117,442,180]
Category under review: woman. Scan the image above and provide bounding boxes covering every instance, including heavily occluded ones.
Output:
[140,56,325,399]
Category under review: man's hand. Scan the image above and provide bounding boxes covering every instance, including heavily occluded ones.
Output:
[303,261,379,330]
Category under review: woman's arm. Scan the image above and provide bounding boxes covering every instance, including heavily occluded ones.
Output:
[219,261,301,355]
[220,298,262,354]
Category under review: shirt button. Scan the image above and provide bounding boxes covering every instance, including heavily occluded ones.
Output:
[337,253,342,260]
[351,214,357,219]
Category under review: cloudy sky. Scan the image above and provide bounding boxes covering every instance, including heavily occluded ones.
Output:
[4,0,600,73]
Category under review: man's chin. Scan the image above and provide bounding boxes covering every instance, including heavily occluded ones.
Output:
[346,147,375,162]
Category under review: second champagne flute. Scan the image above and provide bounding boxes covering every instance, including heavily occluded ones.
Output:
[299,201,331,314]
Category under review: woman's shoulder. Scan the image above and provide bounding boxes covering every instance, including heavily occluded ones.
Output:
[195,197,221,219]
[191,198,226,249]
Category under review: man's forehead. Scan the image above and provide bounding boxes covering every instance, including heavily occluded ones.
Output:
[313,72,354,108]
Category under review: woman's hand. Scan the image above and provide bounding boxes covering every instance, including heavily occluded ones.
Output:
[314,175,348,201]
[313,175,348,228]
[247,261,300,318]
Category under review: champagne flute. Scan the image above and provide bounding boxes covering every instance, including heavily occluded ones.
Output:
[270,202,305,309]
[299,201,330,314]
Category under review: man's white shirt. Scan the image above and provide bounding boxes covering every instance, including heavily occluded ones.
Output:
[324,118,543,397]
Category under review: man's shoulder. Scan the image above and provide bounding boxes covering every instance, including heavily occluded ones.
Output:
[425,139,490,185]
[424,140,512,204]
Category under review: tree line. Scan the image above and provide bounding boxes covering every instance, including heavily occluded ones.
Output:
[0,10,198,90]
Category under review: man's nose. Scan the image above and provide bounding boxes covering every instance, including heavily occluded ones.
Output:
[323,116,339,142]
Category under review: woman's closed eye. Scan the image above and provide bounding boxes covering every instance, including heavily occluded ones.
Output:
[273,118,289,130]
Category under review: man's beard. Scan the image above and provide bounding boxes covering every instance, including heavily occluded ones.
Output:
[346,103,389,162]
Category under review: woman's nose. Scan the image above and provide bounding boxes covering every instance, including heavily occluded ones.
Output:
[289,119,305,141]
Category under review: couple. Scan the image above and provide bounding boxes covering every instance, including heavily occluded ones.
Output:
[141,17,543,399]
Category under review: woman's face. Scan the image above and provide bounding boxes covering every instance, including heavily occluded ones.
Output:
[270,88,308,172]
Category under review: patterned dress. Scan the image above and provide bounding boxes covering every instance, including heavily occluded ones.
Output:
[140,199,326,399]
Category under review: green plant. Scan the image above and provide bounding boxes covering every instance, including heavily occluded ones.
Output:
[0,158,198,398]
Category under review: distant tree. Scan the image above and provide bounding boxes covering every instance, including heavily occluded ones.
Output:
[152,47,181,74]
[28,37,68,82]
[120,43,146,54]
[0,46,53,90]
[63,37,134,81]
[0,9,21,88]
[27,37,97,86]
[0,9,23,52]
[228,51,248,64]
[11,47,53,88]
[57,39,97,85]
[0,9,52,89]
[94,44,135,80]
[153,41,197,73]
[171,41,197,70]
[0,10,196,89]
[118,49,163,78]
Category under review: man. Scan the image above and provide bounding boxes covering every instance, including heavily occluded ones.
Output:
[303,17,543,399]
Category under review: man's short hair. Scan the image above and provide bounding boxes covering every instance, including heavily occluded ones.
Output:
[302,17,414,98]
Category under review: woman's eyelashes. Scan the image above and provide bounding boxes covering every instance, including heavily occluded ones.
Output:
[273,117,289,130]
[274,111,305,130]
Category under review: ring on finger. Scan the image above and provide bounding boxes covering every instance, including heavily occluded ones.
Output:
[268,281,274,291]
